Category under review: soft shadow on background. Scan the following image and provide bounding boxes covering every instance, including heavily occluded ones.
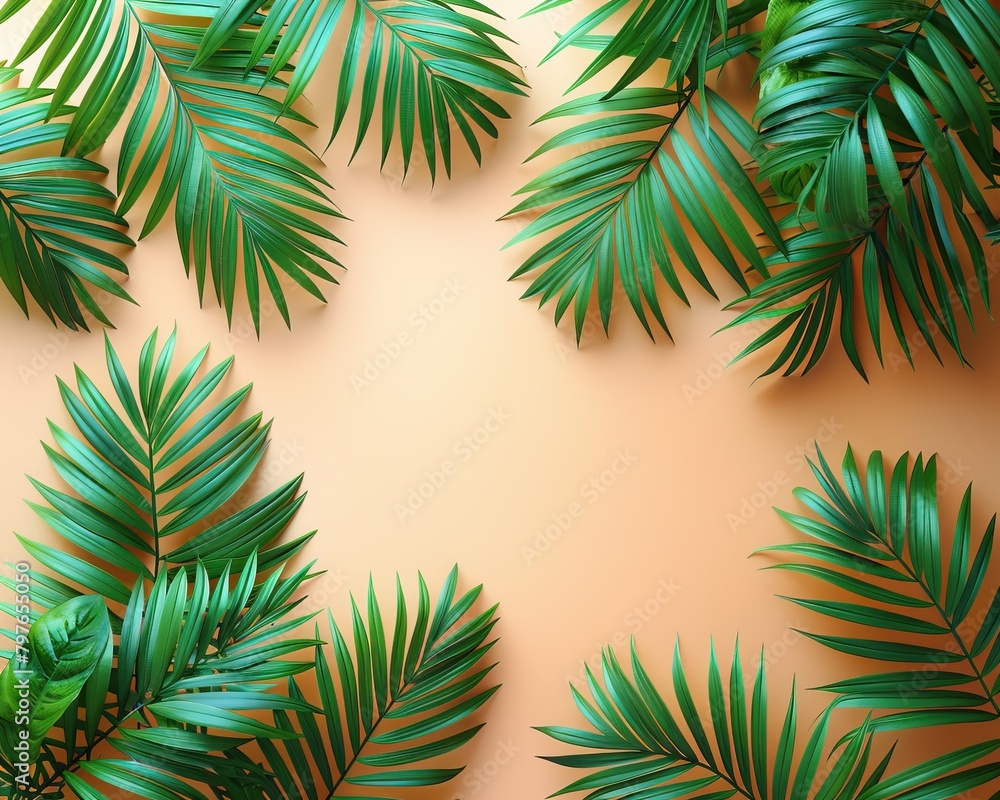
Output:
[2,0,1000,796]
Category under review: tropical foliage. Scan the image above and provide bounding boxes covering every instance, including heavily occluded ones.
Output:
[0,0,522,331]
[0,67,133,331]
[195,0,529,181]
[1,0,345,332]
[541,637,1000,798]
[0,329,495,799]
[507,0,1000,377]
[504,0,778,342]
[541,447,1000,800]
[542,443,1000,797]
[254,568,500,797]
[761,444,1000,733]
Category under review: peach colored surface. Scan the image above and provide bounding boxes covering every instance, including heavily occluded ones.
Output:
[3,3,1000,797]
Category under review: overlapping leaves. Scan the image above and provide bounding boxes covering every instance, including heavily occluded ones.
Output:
[510,0,1000,375]
[0,596,110,763]
[505,0,782,342]
[0,328,321,799]
[257,566,499,798]
[16,326,314,608]
[0,68,133,330]
[0,0,344,332]
[730,0,1000,377]
[541,638,1000,798]
[761,444,1000,733]
[196,0,528,182]
[0,329,499,800]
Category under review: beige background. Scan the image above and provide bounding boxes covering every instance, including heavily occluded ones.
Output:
[4,2,1000,796]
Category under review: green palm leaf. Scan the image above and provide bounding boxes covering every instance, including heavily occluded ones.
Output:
[0,68,133,329]
[731,0,1000,377]
[0,0,344,333]
[255,566,499,799]
[542,638,878,799]
[193,0,527,181]
[760,444,1000,732]
[0,328,322,800]
[15,556,322,800]
[541,637,1000,798]
[14,326,314,606]
[505,0,784,342]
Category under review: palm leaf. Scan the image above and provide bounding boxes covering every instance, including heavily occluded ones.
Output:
[540,637,1000,798]
[0,0,344,333]
[194,0,528,181]
[0,68,133,329]
[759,444,1000,732]
[505,0,784,342]
[255,566,499,798]
[731,0,1000,377]
[0,328,321,799]
[10,326,314,608]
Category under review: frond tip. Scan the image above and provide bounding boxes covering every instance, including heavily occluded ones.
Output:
[256,565,501,798]
[761,443,1000,732]
[0,72,134,329]
[196,0,529,182]
[541,636,1000,798]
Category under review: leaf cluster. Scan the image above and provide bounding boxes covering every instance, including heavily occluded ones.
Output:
[508,0,1000,376]
[0,330,497,800]
[0,0,524,331]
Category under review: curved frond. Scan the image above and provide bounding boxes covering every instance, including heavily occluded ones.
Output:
[760,444,1000,732]
[0,328,321,800]
[195,0,527,181]
[0,69,133,329]
[542,638,884,799]
[541,637,1000,798]
[13,325,314,608]
[0,1,345,332]
[256,566,499,798]
[731,0,1000,377]
[505,0,783,342]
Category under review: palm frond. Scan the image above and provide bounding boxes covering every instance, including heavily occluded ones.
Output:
[195,0,528,182]
[0,68,133,329]
[759,444,1000,733]
[0,0,345,332]
[730,0,1000,377]
[10,326,314,612]
[256,565,499,798]
[541,637,1000,798]
[21,556,319,800]
[0,328,321,799]
[505,0,783,342]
